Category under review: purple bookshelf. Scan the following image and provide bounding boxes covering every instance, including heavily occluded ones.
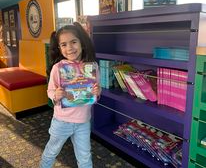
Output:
[89,3,206,168]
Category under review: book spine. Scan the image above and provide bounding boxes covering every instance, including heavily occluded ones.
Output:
[118,70,135,96]
[113,67,128,92]
[178,71,187,112]
[99,60,105,88]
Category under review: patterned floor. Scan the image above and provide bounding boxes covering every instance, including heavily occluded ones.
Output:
[0,104,147,168]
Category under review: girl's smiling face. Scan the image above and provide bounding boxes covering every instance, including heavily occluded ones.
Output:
[59,32,82,62]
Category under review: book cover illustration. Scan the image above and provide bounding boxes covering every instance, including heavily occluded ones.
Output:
[99,0,116,14]
[59,62,97,108]
[113,120,182,167]
[122,72,146,100]
[112,64,135,93]
[130,72,157,102]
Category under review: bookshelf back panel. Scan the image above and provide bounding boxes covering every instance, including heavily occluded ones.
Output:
[93,32,190,55]
[115,101,184,138]
[96,96,184,138]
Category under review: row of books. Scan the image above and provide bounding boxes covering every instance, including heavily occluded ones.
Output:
[99,60,117,89]
[112,64,157,102]
[99,60,157,101]
[157,68,188,112]
[113,119,182,167]
[99,60,188,112]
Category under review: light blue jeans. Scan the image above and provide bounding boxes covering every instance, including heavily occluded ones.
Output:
[39,118,92,168]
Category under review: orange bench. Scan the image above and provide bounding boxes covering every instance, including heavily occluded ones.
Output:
[0,67,48,114]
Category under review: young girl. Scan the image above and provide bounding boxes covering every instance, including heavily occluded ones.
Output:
[40,22,101,168]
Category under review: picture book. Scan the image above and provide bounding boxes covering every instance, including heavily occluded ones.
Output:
[130,72,157,102]
[112,64,135,93]
[59,62,97,108]
[122,72,146,100]
[99,0,116,14]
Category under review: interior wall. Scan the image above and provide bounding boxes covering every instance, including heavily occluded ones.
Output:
[19,0,55,41]
[18,0,55,76]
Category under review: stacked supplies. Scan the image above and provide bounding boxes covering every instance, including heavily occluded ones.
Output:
[157,68,188,112]
[114,119,182,168]
[154,47,189,61]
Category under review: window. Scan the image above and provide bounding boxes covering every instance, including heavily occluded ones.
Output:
[132,0,143,10]
[177,0,205,4]
[82,0,99,15]
[57,0,76,21]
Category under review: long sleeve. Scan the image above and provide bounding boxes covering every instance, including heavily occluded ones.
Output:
[47,64,60,101]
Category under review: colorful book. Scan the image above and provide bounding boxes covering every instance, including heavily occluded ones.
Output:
[99,60,116,89]
[59,62,98,108]
[178,70,187,112]
[114,119,182,167]
[157,68,187,112]
[99,0,116,14]
[122,72,146,100]
[112,64,135,93]
[130,72,157,102]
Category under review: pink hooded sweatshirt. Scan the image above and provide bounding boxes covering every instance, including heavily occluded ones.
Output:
[47,59,99,123]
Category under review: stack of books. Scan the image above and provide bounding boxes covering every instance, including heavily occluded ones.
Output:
[114,119,182,167]
[157,68,188,112]
[153,47,189,61]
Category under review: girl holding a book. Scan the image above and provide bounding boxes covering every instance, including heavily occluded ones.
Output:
[40,22,101,168]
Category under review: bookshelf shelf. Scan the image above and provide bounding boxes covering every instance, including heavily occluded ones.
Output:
[102,88,185,126]
[96,53,188,71]
[93,29,190,35]
[92,127,176,168]
[89,3,206,168]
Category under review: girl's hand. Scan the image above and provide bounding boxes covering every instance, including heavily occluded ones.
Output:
[54,87,66,102]
[92,83,102,97]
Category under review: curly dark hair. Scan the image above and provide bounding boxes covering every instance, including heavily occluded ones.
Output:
[47,22,96,76]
